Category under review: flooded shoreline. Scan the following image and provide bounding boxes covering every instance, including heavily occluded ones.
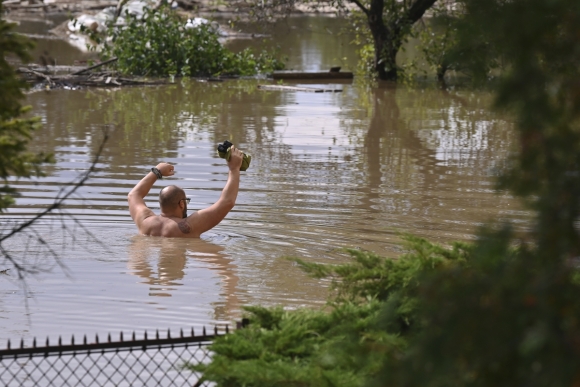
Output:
[0,15,530,342]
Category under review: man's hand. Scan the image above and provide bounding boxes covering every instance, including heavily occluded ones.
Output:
[156,162,175,177]
[227,147,243,171]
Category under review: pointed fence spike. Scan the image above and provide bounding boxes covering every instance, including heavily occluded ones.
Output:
[20,339,23,349]
[203,326,206,336]
[108,333,111,343]
[132,331,135,341]
[180,328,183,338]
[144,331,147,340]
[214,326,218,335]
[156,330,159,340]
[71,335,75,345]
[226,324,229,334]
[83,335,87,345]
[33,338,36,348]
[7,340,10,350]
[167,329,171,339]
[191,327,194,337]
[120,332,124,342]
[95,334,99,344]
[46,337,49,347]
[58,336,62,346]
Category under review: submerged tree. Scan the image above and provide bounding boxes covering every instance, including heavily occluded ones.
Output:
[354,0,438,80]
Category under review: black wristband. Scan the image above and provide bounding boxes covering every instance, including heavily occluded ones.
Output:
[151,167,163,179]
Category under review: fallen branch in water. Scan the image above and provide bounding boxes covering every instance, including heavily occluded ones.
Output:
[16,62,236,90]
[70,57,118,75]
[19,67,54,85]
[18,66,168,90]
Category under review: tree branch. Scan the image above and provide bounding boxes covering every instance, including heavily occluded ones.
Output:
[0,131,109,276]
[407,0,438,24]
[70,57,118,76]
[115,0,130,19]
[348,0,370,16]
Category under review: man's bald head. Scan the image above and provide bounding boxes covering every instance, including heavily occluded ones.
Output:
[159,185,186,212]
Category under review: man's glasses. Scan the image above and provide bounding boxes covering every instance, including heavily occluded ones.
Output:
[179,198,191,204]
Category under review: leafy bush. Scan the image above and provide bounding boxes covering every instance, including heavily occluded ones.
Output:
[96,6,284,77]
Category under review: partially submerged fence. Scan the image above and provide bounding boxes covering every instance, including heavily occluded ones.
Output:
[0,326,228,386]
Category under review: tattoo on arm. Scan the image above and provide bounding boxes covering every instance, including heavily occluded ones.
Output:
[178,220,191,234]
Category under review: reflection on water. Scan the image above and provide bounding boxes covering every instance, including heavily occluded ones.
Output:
[129,237,189,294]
[0,17,531,343]
[127,237,240,318]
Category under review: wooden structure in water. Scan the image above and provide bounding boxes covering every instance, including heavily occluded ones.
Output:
[272,68,354,80]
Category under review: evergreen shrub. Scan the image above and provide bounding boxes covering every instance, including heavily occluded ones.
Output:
[189,236,471,386]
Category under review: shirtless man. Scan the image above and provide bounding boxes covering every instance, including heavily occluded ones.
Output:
[128,147,244,238]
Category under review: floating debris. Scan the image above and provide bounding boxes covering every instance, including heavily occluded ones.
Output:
[258,84,343,93]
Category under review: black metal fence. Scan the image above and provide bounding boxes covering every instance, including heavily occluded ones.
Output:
[0,326,228,387]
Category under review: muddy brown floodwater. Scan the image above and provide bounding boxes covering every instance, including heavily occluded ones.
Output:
[0,16,530,342]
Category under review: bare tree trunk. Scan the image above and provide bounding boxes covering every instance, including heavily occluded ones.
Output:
[367,0,391,80]
[367,12,400,79]
[377,32,401,81]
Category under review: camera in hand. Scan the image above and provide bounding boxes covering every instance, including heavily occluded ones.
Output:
[216,140,252,171]
[217,140,233,154]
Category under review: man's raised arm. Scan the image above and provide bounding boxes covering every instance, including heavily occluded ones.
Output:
[190,147,244,235]
[128,163,175,227]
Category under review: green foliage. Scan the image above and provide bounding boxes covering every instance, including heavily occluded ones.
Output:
[297,235,470,302]
[414,4,500,82]
[348,11,375,78]
[96,6,284,77]
[0,6,53,212]
[192,302,395,387]
[378,228,580,386]
[190,236,471,386]
[415,6,459,80]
